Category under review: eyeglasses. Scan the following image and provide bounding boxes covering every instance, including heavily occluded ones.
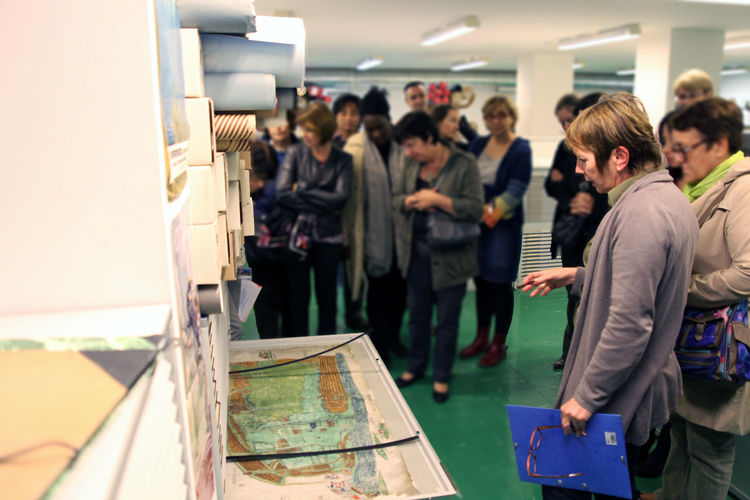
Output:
[484,111,510,121]
[672,140,705,157]
[526,425,584,479]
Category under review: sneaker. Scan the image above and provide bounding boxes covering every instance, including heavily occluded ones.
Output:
[552,358,566,370]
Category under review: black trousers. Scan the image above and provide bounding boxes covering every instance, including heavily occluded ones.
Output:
[287,242,343,336]
[474,276,514,335]
[250,260,293,339]
[405,239,466,383]
[560,243,584,359]
[541,443,639,500]
[366,260,407,365]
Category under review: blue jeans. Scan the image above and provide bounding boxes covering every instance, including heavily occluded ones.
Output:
[405,238,466,384]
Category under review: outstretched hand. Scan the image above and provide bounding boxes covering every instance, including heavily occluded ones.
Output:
[520,268,578,297]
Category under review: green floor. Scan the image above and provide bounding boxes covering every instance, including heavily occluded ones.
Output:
[240,288,663,499]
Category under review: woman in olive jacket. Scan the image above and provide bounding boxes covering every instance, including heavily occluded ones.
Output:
[390,112,483,403]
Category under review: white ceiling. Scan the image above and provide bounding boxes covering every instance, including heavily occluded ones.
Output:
[255,0,750,75]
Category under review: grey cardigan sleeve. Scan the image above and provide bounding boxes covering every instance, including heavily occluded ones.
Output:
[449,155,484,222]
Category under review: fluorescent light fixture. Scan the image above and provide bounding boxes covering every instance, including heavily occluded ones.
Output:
[721,67,749,75]
[421,16,480,47]
[451,58,488,71]
[725,36,750,50]
[356,56,383,71]
[681,0,750,4]
[573,60,585,70]
[616,68,636,76]
[558,24,641,51]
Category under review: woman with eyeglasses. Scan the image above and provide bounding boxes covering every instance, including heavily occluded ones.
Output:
[458,95,532,367]
[642,97,750,500]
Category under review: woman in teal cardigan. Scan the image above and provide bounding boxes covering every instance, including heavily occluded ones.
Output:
[390,112,483,403]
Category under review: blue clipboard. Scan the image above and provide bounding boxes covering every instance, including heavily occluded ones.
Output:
[506,405,631,499]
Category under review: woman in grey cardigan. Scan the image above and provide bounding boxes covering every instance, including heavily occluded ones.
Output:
[522,93,698,499]
[390,112,483,403]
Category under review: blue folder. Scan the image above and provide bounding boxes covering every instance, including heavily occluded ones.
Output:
[506,405,631,499]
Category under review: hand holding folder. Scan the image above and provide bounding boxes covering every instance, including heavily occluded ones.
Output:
[506,405,632,499]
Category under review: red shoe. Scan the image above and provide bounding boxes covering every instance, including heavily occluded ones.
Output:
[479,335,508,367]
[459,327,490,358]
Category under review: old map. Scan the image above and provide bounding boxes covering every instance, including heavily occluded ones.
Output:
[226,345,418,499]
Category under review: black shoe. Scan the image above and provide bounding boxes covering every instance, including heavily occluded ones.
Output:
[346,314,370,332]
[552,358,566,370]
[433,389,450,403]
[395,374,423,388]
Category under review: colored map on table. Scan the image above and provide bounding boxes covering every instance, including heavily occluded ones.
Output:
[226,347,418,499]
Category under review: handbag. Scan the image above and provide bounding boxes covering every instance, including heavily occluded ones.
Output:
[674,173,750,383]
[250,205,311,262]
[427,210,480,247]
[675,301,750,383]
[425,167,480,248]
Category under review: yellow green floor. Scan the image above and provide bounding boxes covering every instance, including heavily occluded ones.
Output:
[240,288,664,499]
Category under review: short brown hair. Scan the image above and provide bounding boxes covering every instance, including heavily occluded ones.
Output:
[296,102,337,143]
[482,95,518,132]
[566,92,662,174]
[671,97,743,153]
[673,68,713,96]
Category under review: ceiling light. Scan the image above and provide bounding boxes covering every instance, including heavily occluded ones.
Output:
[680,0,750,4]
[451,58,488,71]
[616,68,636,76]
[558,24,641,51]
[421,16,480,47]
[721,67,749,76]
[573,60,585,70]
[356,56,383,71]
[725,36,750,50]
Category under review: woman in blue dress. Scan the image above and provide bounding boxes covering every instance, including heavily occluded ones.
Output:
[459,95,532,367]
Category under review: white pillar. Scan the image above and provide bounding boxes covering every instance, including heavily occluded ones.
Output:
[516,52,574,162]
[634,28,724,126]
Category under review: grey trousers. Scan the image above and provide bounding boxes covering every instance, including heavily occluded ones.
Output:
[656,413,736,500]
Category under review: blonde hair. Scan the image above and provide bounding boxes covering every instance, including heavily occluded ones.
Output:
[296,102,337,143]
[673,68,714,95]
[481,95,518,132]
[566,92,662,174]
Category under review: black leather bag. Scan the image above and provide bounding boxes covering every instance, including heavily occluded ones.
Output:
[552,213,585,249]
[427,210,480,247]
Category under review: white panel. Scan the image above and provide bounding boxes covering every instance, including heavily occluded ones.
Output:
[0,0,172,314]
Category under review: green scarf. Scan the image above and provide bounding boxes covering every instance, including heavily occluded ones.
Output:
[683,151,745,202]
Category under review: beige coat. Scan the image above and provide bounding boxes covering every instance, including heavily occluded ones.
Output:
[678,156,750,435]
[342,133,365,301]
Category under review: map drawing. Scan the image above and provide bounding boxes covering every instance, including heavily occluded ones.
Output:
[226,346,419,499]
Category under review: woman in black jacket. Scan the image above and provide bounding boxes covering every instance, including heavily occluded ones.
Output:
[276,102,353,335]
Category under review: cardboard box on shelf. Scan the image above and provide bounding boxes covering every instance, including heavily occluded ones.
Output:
[214,152,228,212]
[190,219,221,284]
[217,213,230,268]
[225,152,240,182]
[240,170,254,236]
[187,164,216,225]
[186,98,215,166]
[180,29,204,98]
[226,181,242,231]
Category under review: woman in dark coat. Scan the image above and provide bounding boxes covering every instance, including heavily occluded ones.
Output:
[275,102,352,336]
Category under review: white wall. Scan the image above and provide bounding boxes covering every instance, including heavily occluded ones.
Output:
[720,74,750,126]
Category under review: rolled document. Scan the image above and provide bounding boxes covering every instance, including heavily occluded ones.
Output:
[201,28,304,88]
[216,139,254,152]
[214,114,256,140]
[177,0,256,35]
[204,73,276,112]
